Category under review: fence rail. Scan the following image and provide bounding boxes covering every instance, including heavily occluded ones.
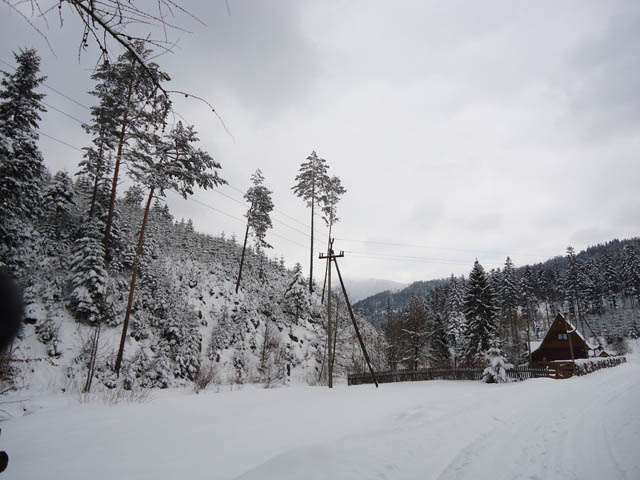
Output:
[347,366,550,386]
[347,357,627,386]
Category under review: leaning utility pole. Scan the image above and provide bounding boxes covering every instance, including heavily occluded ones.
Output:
[320,240,379,388]
[327,239,334,387]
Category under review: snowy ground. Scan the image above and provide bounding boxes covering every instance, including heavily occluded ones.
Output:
[3,355,640,480]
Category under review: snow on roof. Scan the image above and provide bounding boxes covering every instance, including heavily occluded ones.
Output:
[529,341,542,354]
[557,314,598,349]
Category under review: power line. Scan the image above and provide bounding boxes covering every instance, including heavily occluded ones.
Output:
[0,58,90,110]
[173,193,309,250]
[39,132,83,152]
[42,101,86,125]
[345,251,475,266]
[227,181,311,229]
[335,237,552,260]
[210,186,311,238]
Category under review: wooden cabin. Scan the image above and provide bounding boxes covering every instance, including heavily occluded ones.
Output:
[531,313,591,365]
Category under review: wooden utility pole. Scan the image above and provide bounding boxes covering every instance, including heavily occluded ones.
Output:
[321,240,379,388]
[327,238,334,387]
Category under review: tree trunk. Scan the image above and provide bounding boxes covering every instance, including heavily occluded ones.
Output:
[309,176,315,293]
[321,222,333,304]
[235,221,250,294]
[327,248,333,388]
[330,297,339,375]
[114,186,154,375]
[83,321,101,393]
[103,79,135,262]
[88,143,105,218]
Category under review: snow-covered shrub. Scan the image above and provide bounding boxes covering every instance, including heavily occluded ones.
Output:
[193,361,218,393]
[35,314,62,358]
[482,342,509,384]
[574,357,626,376]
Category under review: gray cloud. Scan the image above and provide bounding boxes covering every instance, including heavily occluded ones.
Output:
[2,0,639,284]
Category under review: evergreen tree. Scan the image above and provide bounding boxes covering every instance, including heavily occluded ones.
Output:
[498,257,520,359]
[79,59,123,217]
[583,258,604,315]
[68,220,107,323]
[236,169,274,293]
[320,174,346,302]
[43,170,76,237]
[0,48,46,263]
[115,120,225,374]
[622,245,640,305]
[520,265,538,362]
[99,42,171,262]
[284,263,309,323]
[428,313,451,367]
[563,246,586,328]
[599,251,620,310]
[463,260,497,365]
[401,294,430,370]
[291,151,330,292]
[383,297,403,370]
[482,340,509,384]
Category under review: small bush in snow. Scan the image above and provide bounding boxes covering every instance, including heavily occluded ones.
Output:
[193,361,218,393]
[482,343,509,384]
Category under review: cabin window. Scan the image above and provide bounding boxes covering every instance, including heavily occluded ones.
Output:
[557,333,568,340]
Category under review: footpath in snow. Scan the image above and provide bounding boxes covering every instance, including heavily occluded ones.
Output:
[3,356,640,480]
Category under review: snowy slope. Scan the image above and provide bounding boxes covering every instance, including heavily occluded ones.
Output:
[3,350,639,480]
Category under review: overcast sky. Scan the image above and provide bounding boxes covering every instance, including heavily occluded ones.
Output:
[2,0,639,284]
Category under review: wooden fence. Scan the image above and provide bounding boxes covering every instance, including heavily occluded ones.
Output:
[347,357,627,386]
[347,366,550,386]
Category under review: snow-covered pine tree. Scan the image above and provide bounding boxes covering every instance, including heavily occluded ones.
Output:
[99,42,170,262]
[463,260,498,366]
[383,297,403,370]
[520,265,538,360]
[428,313,451,368]
[622,245,640,306]
[284,262,309,323]
[563,246,587,329]
[402,293,430,370]
[43,170,76,239]
[0,48,46,265]
[482,340,509,384]
[291,151,330,292]
[498,257,519,361]
[320,175,346,301]
[445,274,466,366]
[79,59,122,217]
[68,219,107,323]
[236,169,274,293]
[115,119,225,374]
[583,258,604,316]
[599,251,620,311]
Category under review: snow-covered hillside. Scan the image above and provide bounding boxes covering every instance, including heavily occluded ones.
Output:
[3,349,639,479]
[7,185,383,393]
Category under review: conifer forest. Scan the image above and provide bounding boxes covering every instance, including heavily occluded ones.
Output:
[1,2,640,480]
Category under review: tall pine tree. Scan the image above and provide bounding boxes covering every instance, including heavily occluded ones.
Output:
[236,169,274,293]
[463,260,497,365]
[291,151,330,292]
[0,48,46,265]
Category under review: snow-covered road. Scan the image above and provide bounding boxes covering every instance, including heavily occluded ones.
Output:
[4,356,639,480]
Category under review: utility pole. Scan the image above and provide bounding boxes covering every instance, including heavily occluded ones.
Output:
[321,240,379,388]
[327,239,334,387]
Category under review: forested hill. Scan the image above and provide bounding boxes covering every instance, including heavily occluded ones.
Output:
[355,238,640,327]
[354,279,446,326]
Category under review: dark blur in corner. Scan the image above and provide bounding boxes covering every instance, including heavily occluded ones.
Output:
[0,267,23,354]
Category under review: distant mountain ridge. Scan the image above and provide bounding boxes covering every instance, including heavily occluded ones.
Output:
[354,279,446,326]
[354,237,640,327]
[346,278,407,303]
